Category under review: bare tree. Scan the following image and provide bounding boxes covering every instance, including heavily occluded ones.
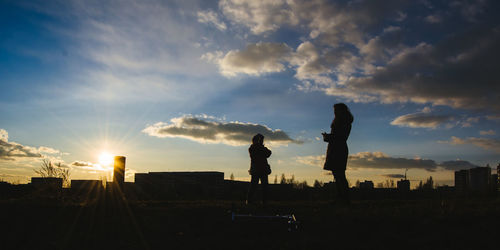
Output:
[34,159,70,187]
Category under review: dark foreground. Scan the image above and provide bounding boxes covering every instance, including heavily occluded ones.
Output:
[1,197,499,250]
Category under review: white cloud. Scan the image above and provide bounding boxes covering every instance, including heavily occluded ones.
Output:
[390,109,454,128]
[38,146,61,154]
[143,115,301,146]
[219,42,292,76]
[0,129,42,160]
[220,0,298,34]
[480,130,496,135]
[197,10,227,31]
[424,14,442,23]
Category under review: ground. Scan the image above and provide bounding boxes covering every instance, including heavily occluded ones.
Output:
[1,198,499,249]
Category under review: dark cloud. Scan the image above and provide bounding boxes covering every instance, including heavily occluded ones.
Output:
[71,161,93,167]
[381,174,406,179]
[345,25,500,112]
[143,116,301,146]
[296,152,483,172]
[0,129,42,160]
[348,152,437,171]
[438,160,479,170]
[215,0,500,116]
[295,152,437,171]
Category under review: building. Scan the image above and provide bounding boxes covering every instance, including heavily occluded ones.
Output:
[397,179,410,192]
[135,171,224,199]
[359,180,374,190]
[31,177,62,191]
[71,179,104,196]
[455,166,496,192]
[113,156,126,190]
[454,170,469,191]
[469,167,491,191]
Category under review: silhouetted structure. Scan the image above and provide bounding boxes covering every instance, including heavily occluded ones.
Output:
[113,156,126,191]
[397,179,410,192]
[455,170,469,192]
[135,171,224,199]
[71,179,104,197]
[359,180,374,189]
[469,167,491,191]
[455,166,496,192]
[31,177,62,191]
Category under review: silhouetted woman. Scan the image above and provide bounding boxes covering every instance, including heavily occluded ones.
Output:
[322,103,353,205]
[247,133,272,205]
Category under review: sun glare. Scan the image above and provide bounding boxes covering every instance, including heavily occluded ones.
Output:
[98,152,114,166]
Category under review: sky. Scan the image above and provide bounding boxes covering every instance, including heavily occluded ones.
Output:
[1,0,499,187]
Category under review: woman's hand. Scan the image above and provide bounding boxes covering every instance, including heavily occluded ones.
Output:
[322,132,329,142]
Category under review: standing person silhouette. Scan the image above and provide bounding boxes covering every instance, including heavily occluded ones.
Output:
[247,133,272,205]
[322,103,353,205]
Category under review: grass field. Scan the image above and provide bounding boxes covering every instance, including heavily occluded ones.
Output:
[1,197,499,250]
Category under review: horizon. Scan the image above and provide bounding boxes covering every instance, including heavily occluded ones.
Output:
[1,0,499,188]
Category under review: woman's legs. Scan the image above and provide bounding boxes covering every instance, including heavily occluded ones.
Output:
[247,175,259,204]
[247,175,269,204]
[333,170,350,204]
[260,175,269,204]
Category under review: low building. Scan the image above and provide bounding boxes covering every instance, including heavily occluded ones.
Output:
[359,180,374,190]
[71,179,104,195]
[135,171,224,199]
[31,177,63,192]
[397,179,410,192]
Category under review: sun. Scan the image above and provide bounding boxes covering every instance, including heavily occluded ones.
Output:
[98,152,114,166]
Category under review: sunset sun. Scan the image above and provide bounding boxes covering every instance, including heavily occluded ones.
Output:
[98,152,114,166]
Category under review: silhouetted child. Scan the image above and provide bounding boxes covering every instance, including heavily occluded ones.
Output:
[247,133,272,205]
[322,103,353,205]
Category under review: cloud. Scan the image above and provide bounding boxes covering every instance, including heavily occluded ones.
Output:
[424,14,442,23]
[71,161,94,167]
[197,10,227,31]
[440,136,500,153]
[143,115,301,146]
[295,152,437,171]
[486,115,500,121]
[220,0,298,34]
[348,152,437,171]
[438,160,479,170]
[341,26,500,112]
[391,108,454,128]
[381,174,405,179]
[296,151,483,172]
[38,146,61,154]
[212,0,500,116]
[480,130,496,135]
[0,129,42,160]
[219,42,292,76]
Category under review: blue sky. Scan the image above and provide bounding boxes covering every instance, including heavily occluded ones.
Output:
[1,0,499,187]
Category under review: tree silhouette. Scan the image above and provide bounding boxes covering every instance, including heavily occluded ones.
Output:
[280,173,286,184]
[34,159,70,187]
[230,173,234,181]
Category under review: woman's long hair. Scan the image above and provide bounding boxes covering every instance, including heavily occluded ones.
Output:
[333,103,354,126]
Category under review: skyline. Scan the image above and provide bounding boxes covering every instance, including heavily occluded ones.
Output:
[1,0,499,187]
